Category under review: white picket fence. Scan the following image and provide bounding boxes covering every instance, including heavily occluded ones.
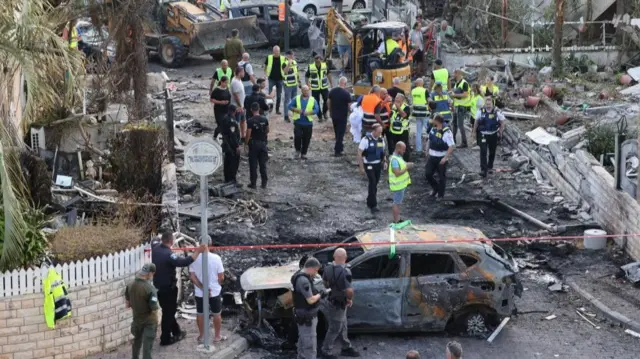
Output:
[0,245,149,298]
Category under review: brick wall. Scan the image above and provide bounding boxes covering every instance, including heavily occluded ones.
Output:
[0,274,136,359]
[504,125,640,260]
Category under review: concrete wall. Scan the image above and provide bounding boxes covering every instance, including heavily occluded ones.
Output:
[0,274,135,359]
[504,124,640,260]
[442,48,621,70]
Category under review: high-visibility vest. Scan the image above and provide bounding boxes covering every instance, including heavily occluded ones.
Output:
[385,39,399,56]
[43,268,72,329]
[470,93,484,120]
[411,87,428,118]
[398,40,411,62]
[432,92,452,120]
[432,68,449,91]
[266,55,285,78]
[278,2,285,22]
[453,79,472,107]
[66,23,78,49]
[291,95,317,121]
[389,154,411,191]
[362,94,382,128]
[308,62,329,90]
[220,0,227,11]
[216,67,233,82]
[283,59,299,87]
[380,101,390,126]
[390,103,410,135]
[481,84,500,97]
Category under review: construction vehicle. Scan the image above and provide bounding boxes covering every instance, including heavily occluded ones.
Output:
[107,0,268,68]
[324,8,411,96]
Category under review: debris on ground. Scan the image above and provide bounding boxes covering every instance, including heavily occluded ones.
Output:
[618,262,640,285]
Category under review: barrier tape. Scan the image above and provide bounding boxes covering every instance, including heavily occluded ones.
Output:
[143,232,637,253]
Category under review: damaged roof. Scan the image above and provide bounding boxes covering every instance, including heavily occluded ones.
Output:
[356,224,488,251]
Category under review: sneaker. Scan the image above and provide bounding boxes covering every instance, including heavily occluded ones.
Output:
[284,118,291,123]
[319,350,338,359]
[430,190,437,198]
[341,347,361,357]
[160,337,177,346]
[370,207,380,214]
[261,182,267,189]
[276,110,282,115]
[480,170,487,178]
[458,143,468,149]
[248,183,257,189]
[334,152,343,157]
[301,155,308,160]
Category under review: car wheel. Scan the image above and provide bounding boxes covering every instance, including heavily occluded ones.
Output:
[451,306,498,337]
[159,36,187,68]
[352,0,366,10]
[303,5,317,17]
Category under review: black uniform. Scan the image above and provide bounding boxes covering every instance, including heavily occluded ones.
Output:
[214,113,241,183]
[151,242,194,345]
[321,263,354,355]
[244,91,270,115]
[247,114,269,188]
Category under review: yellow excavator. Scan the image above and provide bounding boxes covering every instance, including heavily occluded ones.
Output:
[106,0,268,68]
[324,8,411,96]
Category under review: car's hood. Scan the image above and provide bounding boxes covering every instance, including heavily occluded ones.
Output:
[240,261,300,291]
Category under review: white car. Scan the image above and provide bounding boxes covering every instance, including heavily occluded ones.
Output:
[292,0,367,17]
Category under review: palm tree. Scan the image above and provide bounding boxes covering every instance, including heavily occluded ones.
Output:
[0,0,84,270]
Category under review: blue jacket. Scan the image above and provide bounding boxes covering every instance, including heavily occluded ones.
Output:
[288,96,319,126]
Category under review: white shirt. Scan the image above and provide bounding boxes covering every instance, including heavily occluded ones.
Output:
[189,252,224,297]
[474,108,505,135]
[359,135,385,164]
[428,129,455,157]
[376,42,386,55]
[230,78,245,108]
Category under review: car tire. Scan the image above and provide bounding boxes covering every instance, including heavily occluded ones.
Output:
[303,5,317,17]
[159,36,187,68]
[352,0,366,10]
[451,305,498,337]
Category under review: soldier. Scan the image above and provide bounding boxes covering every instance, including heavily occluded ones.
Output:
[291,257,327,359]
[125,263,158,359]
[151,232,205,346]
[320,248,360,359]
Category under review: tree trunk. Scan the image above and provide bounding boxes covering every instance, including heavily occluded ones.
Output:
[616,0,626,45]
[553,0,565,77]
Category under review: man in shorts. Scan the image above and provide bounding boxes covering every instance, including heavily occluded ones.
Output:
[388,141,413,223]
[189,248,226,344]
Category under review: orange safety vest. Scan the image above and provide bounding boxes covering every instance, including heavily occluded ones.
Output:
[398,40,412,62]
[278,2,285,22]
[362,94,383,128]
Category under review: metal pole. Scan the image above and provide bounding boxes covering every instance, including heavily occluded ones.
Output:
[166,89,175,163]
[530,0,534,51]
[615,134,622,190]
[200,175,210,349]
[284,0,290,52]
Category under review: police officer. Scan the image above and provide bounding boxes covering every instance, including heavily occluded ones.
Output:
[320,248,360,359]
[214,105,242,184]
[306,54,333,121]
[425,115,455,199]
[125,263,158,359]
[357,124,386,214]
[291,257,327,359]
[430,81,453,126]
[244,84,270,116]
[472,96,505,178]
[151,232,205,346]
[245,102,270,189]
[388,93,411,161]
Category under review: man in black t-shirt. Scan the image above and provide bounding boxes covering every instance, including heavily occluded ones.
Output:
[213,105,241,183]
[210,76,231,126]
[387,77,405,100]
[244,84,270,116]
[327,76,352,156]
[265,46,284,115]
[245,102,269,189]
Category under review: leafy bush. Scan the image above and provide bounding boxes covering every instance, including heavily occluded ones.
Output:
[50,223,143,263]
[585,124,616,160]
[0,206,49,270]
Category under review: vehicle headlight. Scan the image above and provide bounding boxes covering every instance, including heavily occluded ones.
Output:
[376,73,383,84]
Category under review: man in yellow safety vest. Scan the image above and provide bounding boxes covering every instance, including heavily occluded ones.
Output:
[288,85,319,159]
[388,94,411,161]
[62,19,80,50]
[450,69,472,148]
[388,141,413,223]
[265,46,286,115]
[410,78,429,153]
[210,59,233,94]
[282,50,300,123]
[431,59,449,91]
[305,54,333,121]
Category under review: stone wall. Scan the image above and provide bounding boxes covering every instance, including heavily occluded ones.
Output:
[0,274,135,359]
[504,124,640,260]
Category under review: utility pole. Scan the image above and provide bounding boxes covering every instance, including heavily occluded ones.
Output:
[284,0,290,52]
[552,0,565,77]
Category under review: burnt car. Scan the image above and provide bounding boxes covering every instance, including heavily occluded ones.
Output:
[240,224,522,337]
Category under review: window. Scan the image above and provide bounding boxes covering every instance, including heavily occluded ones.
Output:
[267,6,279,21]
[410,253,457,276]
[241,6,263,18]
[351,255,401,280]
[460,254,479,268]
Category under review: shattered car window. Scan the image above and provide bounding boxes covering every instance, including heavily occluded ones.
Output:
[410,253,457,276]
[351,254,400,280]
[459,254,479,268]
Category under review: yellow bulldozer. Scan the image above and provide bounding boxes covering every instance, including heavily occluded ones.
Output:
[324,8,411,96]
[107,0,268,68]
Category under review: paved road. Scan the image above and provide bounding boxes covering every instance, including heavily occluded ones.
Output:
[239,272,639,359]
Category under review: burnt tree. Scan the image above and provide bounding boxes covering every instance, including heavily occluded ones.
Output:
[552,0,565,76]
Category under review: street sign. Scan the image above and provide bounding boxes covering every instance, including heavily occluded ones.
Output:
[183,138,222,352]
[184,139,222,176]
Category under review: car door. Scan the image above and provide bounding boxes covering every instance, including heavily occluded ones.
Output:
[346,252,407,330]
[402,251,467,331]
[241,6,271,44]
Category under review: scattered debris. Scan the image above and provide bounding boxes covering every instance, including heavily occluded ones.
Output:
[487,317,510,344]
[627,67,640,82]
[547,281,568,293]
[619,262,640,285]
[508,156,529,170]
[545,314,557,320]
[625,329,640,338]
[575,310,600,329]
[526,127,559,146]
[502,111,541,120]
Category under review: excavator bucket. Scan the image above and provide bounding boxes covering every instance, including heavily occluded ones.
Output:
[189,15,268,56]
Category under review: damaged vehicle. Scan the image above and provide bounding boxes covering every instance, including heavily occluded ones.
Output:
[241,225,522,337]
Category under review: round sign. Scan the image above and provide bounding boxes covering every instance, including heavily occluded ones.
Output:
[184,139,222,176]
